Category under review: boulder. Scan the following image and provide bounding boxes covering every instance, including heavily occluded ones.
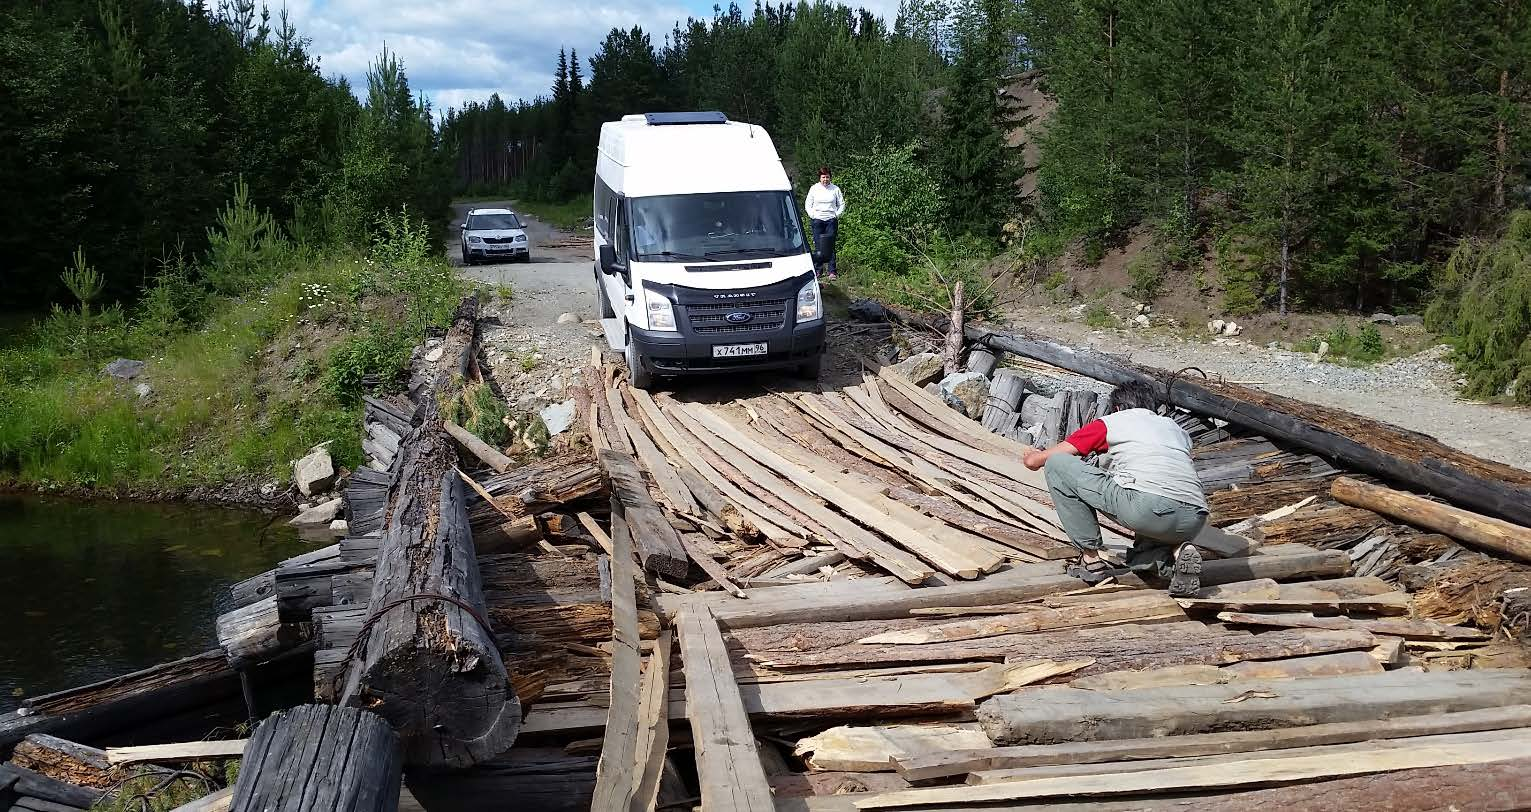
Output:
[290,497,343,528]
[847,299,889,322]
[939,371,990,418]
[1312,340,1330,362]
[1396,314,1425,327]
[294,446,337,497]
[134,382,154,399]
[540,399,577,436]
[1221,321,1242,336]
[556,312,580,324]
[1207,319,1226,335]
[1370,312,1397,325]
[104,358,145,379]
[1132,314,1150,327]
[328,519,350,535]
[892,352,944,386]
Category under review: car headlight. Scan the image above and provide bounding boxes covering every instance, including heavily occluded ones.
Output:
[796,278,822,322]
[645,289,677,332]
[514,234,527,243]
[467,236,484,244]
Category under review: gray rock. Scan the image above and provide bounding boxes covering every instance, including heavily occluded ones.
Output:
[847,299,889,322]
[540,399,577,436]
[294,446,337,497]
[289,497,343,527]
[939,371,990,418]
[328,519,350,535]
[104,358,145,379]
[556,312,580,324]
[134,382,154,399]
[1132,314,1150,327]
[1370,312,1397,325]
[1396,314,1425,327]
[892,352,945,386]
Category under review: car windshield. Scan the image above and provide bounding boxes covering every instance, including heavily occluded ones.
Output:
[467,213,521,230]
[629,191,806,262]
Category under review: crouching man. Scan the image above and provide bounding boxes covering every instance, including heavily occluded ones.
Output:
[1022,381,1209,597]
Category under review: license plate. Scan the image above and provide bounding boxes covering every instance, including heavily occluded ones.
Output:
[712,342,767,358]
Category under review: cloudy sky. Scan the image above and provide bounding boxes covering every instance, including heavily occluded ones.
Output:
[280,0,904,115]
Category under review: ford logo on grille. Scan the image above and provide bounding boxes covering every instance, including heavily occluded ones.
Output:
[725,311,754,324]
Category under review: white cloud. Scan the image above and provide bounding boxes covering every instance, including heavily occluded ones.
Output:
[284,0,909,114]
[286,0,700,112]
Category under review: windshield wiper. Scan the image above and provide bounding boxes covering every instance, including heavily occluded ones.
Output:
[637,250,710,262]
[702,248,783,260]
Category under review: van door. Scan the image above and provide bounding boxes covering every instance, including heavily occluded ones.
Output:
[601,199,634,338]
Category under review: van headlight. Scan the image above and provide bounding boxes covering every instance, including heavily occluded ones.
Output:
[645,289,677,332]
[796,278,822,322]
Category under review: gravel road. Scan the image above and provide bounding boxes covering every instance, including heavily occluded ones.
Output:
[450,201,602,408]
[1007,305,1531,472]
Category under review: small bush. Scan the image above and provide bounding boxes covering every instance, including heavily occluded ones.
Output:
[1127,249,1166,301]
[1215,231,1267,316]
[832,142,943,277]
[1427,211,1531,402]
[203,178,285,294]
[1085,303,1116,328]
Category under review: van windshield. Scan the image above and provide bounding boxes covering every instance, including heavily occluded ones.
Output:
[629,191,806,262]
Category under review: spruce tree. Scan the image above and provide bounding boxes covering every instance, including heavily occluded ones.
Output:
[939,0,1015,238]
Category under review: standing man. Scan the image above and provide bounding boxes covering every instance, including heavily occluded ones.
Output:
[1022,381,1209,597]
[804,166,845,280]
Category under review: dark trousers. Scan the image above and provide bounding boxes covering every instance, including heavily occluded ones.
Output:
[811,217,838,275]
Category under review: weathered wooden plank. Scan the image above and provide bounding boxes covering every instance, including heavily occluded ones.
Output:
[630,630,673,812]
[1178,592,1411,615]
[167,786,235,812]
[598,449,689,578]
[855,592,1185,645]
[859,733,1531,807]
[106,739,247,766]
[976,669,1531,746]
[894,705,1531,781]
[794,725,990,773]
[676,606,775,812]
[1217,612,1489,640]
[590,508,645,812]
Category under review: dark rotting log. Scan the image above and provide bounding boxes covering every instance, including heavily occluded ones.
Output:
[963,322,1531,528]
[229,704,401,812]
[0,764,105,809]
[338,296,521,768]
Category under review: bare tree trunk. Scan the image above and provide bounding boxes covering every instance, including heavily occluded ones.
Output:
[1279,219,1290,318]
[1496,67,1510,212]
[944,280,965,377]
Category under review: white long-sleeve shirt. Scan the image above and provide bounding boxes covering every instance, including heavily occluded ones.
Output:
[804,182,845,221]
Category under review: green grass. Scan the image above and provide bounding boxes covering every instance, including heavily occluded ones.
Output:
[0,238,464,493]
[511,195,593,231]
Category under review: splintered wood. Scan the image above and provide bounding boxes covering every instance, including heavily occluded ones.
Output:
[534,349,1531,812]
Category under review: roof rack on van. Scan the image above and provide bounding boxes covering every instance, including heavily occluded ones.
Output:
[640,111,728,126]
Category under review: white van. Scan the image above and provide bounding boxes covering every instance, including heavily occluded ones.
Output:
[593,111,825,390]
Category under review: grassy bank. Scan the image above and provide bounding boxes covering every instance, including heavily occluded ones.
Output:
[505,196,592,232]
[0,202,465,495]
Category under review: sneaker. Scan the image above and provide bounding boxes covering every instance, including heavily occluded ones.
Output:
[1167,544,1203,598]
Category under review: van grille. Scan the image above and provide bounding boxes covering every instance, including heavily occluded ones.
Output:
[685,298,787,334]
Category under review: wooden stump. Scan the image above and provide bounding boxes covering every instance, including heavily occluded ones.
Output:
[981,371,1026,432]
[230,705,401,812]
[966,346,1000,377]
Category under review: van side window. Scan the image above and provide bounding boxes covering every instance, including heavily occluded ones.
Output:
[614,200,630,263]
[595,178,615,243]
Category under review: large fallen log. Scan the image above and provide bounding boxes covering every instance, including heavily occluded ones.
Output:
[229,704,400,811]
[964,323,1531,527]
[976,669,1531,745]
[339,296,521,768]
[1331,476,1531,563]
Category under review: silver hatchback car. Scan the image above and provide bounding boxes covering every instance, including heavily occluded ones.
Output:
[461,208,531,264]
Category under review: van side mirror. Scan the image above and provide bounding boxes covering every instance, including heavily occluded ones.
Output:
[598,244,620,274]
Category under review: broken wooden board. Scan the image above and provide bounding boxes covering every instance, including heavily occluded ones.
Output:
[855,592,1185,645]
[793,725,990,772]
[893,704,1531,781]
[859,732,1531,807]
[975,669,1531,745]
[675,606,774,812]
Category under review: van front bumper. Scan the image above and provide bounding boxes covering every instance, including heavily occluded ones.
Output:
[629,320,826,375]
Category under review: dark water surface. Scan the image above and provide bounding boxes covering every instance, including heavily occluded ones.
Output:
[0,493,312,712]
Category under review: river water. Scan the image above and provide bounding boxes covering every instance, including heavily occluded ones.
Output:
[0,493,312,713]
